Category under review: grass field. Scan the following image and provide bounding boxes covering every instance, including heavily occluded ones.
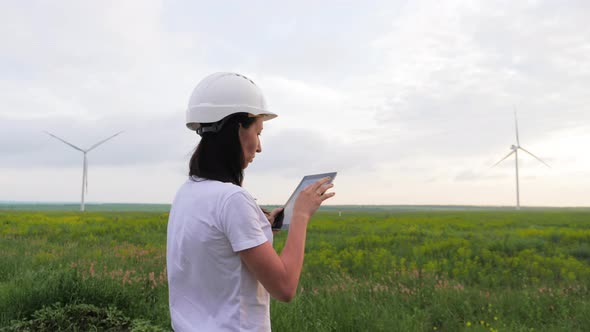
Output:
[1,208,589,331]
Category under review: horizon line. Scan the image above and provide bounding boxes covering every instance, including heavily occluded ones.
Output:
[1,200,589,209]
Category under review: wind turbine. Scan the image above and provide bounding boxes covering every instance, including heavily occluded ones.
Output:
[492,112,550,210]
[45,131,123,212]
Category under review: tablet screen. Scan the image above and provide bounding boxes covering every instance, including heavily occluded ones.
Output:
[274,172,337,230]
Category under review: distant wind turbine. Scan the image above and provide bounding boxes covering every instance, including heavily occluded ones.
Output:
[45,131,123,212]
[492,112,550,210]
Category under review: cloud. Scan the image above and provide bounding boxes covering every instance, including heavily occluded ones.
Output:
[247,127,389,177]
[0,112,196,169]
[1,1,589,205]
[454,170,508,182]
[344,0,590,159]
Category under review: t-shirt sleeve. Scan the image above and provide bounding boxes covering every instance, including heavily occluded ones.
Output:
[220,191,268,252]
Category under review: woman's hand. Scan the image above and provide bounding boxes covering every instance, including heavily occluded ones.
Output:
[293,177,335,221]
[268,207,284,228]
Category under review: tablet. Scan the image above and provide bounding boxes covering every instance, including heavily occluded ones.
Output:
[272,172,337,230]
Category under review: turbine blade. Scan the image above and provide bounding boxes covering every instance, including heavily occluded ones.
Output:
[44,131,84,152]
[514,110,520,146]
[87,131,124,152]
[492,150,515,167]
[519,147,551,168]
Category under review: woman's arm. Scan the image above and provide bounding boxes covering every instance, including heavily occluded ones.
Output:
[239,177,335,302]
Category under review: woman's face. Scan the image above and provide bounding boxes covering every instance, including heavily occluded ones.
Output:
[239,117,263,169]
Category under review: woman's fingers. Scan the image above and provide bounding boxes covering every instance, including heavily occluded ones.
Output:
[270,207,284,218]
[320,192,336,202]
[311,177,332,192]
[317,183,334,195]
[268,207,284,225]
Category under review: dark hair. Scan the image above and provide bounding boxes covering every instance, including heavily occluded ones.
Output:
[189,113,257,186]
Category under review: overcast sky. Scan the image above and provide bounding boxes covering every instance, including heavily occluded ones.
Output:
[1,0,589,207]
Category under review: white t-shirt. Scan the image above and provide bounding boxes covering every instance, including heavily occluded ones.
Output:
[166,178,273,331]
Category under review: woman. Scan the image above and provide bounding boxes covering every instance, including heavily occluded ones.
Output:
[166,72,335,331]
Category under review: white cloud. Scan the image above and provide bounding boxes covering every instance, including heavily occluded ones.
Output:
[1,0,589,206]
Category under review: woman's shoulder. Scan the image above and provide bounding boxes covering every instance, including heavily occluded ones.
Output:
[182,177,248,198]
[173,178,252,214]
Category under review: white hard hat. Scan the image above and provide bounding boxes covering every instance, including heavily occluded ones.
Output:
[186,72,277,132]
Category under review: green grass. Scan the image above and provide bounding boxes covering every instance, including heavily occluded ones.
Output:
[1,209,589,331]
[0,203,172,212]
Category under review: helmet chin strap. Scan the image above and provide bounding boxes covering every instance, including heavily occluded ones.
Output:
[196,117,231,136]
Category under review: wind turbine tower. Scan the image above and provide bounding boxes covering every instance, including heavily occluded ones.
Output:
[492,112,550,210]
[45,131,123,212]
